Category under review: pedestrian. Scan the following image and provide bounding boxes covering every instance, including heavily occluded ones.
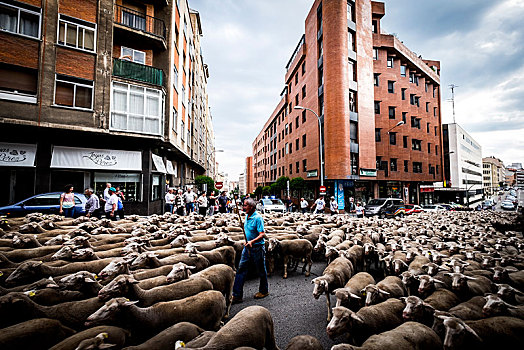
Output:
[84,188,101,218]
[115,186,125,219]
[104,187,118,220]
[329,196,338,215]
[232,198,269,304]
[284,196,292,212]
[300,197,309,214]
[208,191,216,216]
[197,192,208,216]
[175,189,185,215]
[313,195,326,214]
[103,183,111,203]
[355,202,364,218]
[231,193,240,213]
[218,191,228,213]
[165,188,175,213]
[183,188,197,215]
[59,185,76,218]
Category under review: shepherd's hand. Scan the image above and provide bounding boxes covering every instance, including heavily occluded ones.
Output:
[245,240,252,248]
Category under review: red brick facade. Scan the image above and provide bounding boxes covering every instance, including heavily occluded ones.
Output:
[0,32,40,69]
[55,47,96,81]
[59,0,98,24]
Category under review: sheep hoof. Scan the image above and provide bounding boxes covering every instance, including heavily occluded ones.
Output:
[283,275,288,279]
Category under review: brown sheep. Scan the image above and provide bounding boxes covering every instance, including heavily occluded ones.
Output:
[190,264,235,318]
[50,326,130,350]
[285,335,323,350]
[267,238,313,278]
[122,322,204,350]
[0,318,75,350]
[333,272,375,310]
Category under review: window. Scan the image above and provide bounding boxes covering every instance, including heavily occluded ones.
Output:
[121,47,145,64]
[152,174,161,200]
[302,85,306,99]
[302,134,306,147]
[372,20,377,33]
[388,106,396,119]
[389,132,396,145]
[388,81,395,93]
[387,56,394,68]
[415,96,420,107]
[402,112,407,123]
[436,165,439,175]
[181,86,186,106]
[435,145,438,155]
[374,101,380,114]
[413,162,422,173]
[295,138,299,150]
[285,143,289,154]
[0,2,40,38]
[400,65,406,77]
[428,142,431,153]
[289,164,292,174]
[426,102,430,112]
[433,87,436,98]
[411,139,422,151]
[111,81,163,136]
[303,159,307,171]
[375,128,381,142]
[172,107,178,133]
[373,48,378,60]
[295,116,299,128]
[289,141,292,154]
[410,94,416,105]
[390,158,397,172]
[404,160,409,172]
[302,110,306,123]
[401,88,406,100]
[55,74,93,109]
[0,63,38,102]
[173,65,178,90]
[296,161,299,173]
[58,15,96,52]
[289,122,293,133]
[411,117,420,129]
[429,164,435,175]
[434,107,437,117]
[403,135,408,148]
[374,74,380,87]
[302,62,305,75]
[295,73,298,85]
[376,156,382,170]
[295,94,299,106]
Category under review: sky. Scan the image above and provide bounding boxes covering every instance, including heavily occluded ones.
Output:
[192,0,524,180]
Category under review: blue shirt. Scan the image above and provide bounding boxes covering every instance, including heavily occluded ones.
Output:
[244,211,265,246]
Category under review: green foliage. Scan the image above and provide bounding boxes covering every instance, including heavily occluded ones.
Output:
[254,186,263,198]
[290,177,306,191]
[194,175,216,192]
[262,186,271,195]
[269,183,279,195]
[274,176,290,191]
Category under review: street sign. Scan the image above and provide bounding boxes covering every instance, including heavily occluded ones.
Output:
[320,186,326,195]
[215,182,223,189]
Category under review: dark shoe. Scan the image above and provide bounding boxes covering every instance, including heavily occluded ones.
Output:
[254,292,269,299]
[231,296,243,304]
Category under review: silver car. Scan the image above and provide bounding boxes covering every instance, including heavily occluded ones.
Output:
[256,198,286,213]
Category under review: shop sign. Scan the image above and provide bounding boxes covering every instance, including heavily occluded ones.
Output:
[50,146,142,171]
[420,187,435,193]
[337,182,344,210]
[0,143,36,167]
[152,154,167,173]
[307,169,318,178]
[166,161,176,175]
[359,168,377,177]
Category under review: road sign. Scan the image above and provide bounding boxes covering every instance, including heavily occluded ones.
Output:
[320,186,326,195]
[215,182,223,189]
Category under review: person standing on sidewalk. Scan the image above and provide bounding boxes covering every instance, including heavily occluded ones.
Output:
[59,185,76,218]
[165,188,175,213]
[208,191,216,216]
[300,198,309,214]
[329,196,338,215]
[197,192,208,216]
[84,188,101,218]
[218,191,228,214]
[232,198,269,303]
[175,189,185,215]
[183,188,197,215]
[104,187,118,220]
[313,195,326,214]
[355,202,364,218]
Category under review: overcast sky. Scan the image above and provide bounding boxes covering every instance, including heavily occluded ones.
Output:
[192,0,524,180]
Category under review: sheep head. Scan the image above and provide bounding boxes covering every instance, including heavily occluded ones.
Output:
[60,271,99,291]
[98,274,139,301]
[311,277,329,299]
[23,276,59,292]
[445,272,476,291]
[439,315,482,350]
[326,306,362,339]
[5,260,43,286]
[267,238,280,253]
[361,284,389,306]
[85,297,138,327]
[98,258,131,281]
[75,332,115,350]
[130,252,160,269]
[401,295,434,321]
[51,246,75,261]
[333,288,360,307]
[482,294,516,317]
[166,262,195,283]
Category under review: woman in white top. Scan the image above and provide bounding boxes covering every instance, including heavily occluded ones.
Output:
[329,196,338,215]
[59,185,76,218]
[197,192,208,216]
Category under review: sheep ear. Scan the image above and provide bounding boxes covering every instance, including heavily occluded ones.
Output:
[187,265,197,271]
[378,289,390,295]
[98,344,116,349]
[432,279,445,284]
[84,277,96,283]
[465,276,477,280]
[349,293,361,300]
[463,323,482,341]
[400,297,407,304]
[351,313,364,324]
[124,300,139,306]
[444,272,453,277]
[422,302,435,311]
[506,266,518,272]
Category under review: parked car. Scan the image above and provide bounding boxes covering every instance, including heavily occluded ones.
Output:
[501,200,515,210]
[482,200,495,210]
[0,192,87,218]
[404,204,422,215]
[421,204,446,212]
[256,198,286,213]
[364,198,404,218]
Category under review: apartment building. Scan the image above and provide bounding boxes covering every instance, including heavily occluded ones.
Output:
[245,156,254,194]
[482,156,504,196]
[439,123,483,207]
[0,0,214,214]
[252,0,442,208]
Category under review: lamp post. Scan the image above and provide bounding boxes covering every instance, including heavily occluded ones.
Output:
[207,149,224,178]
[294,106,323,187]
[387,120,405,134]
[385,121,405,198]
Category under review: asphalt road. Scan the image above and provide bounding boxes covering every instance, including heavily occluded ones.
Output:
[228,260,342,349]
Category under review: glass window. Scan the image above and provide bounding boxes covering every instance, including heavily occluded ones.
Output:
[121,46,145,64]
[403,135,408,148]
[172,107,177,133]
[373,48,378,60]
[388,81,395,93]
[0,2,40,38]
[390,158,397,172]
[375,128,381,142]
[400,65,406,77]
[152,174,161,201]
[303,159,307,171]
[389,106,395,119]
[389,132,396,145]
[55,74,93,109]
[94,172,141,202]
[0,63,38,98]
[374,101,380,114]
[404,160,409,172]
[387,56,394,68]
[401,88,406,100]
[374,74,379,87]
[57,15,96,52]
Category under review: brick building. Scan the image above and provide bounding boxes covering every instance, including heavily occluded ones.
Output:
[245,156,254,194]
[0,0,215,214]
[252,0,443,208]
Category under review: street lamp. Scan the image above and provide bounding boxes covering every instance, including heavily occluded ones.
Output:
[387,121,405,134]
[207,149,224,177]
[294,105,323,187]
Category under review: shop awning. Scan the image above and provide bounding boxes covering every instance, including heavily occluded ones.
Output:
[0,142,37,167]
[50,146,142,171]
[152,154,167,173]
[166,160,176,175]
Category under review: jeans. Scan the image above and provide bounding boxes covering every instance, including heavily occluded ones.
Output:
[165,203,174,213]
[301,207,307,214]
[199,206,207,216]
[185,202,194,214]
[63,207,75,218]
[232,245,269,299]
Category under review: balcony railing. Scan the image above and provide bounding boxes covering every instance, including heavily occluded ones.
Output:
[114,4,166,40]
[113,58,164,86]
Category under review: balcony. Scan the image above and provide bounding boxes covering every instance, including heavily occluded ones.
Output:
[114,5,166,49]
[112,58,164,86]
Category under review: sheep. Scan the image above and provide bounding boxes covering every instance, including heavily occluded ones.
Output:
[447,296,486,320]
[23,288,86,306]
[198,246,236,269]
[267,238,313,278]
[183,306,278,350]
[85,291,226,338]
[495,283,524,304]
[361,276,406,306]
[482,294,524,319]
[439,315,524,350]
[97,274,213,306]
[401,295,436,326]
[50,326,130,350]
[190,264,235,318]
[0,318,75,350]
[285,335,323,350]
[445,272,493,300]
[424,288,461,311]
[340,245,364,272]
[407,255,431,274]
[59,271,103,296]
[184,331,216,348]
[416,274,449,297]
[121,322,204,350]
[332,322,442,350]
[326,298,404,345]
[166,262,197,283]
[333,272,375,310]
[312,256,354,321]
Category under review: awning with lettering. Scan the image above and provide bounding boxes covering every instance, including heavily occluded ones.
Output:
[0,143,37,167]
[166,160,176,175]
[152,154,167,173]
[50,146,142,171]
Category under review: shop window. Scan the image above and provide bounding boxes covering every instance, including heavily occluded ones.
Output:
[58,14,96,52]
[54,74,93,110]
[0,2,40,38]
[152,174,161,201]
[94,172,141,202]
[0,63,38,102]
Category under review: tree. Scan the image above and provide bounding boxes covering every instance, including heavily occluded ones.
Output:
[254,186,263,198]
[290,177,305,191]
[195,175,215,192]
[275,176,290,192]
[262,186,271,196]
[269,183,279,195]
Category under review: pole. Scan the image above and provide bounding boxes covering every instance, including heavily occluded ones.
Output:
[232,196,248,243]
[295,106,323,187]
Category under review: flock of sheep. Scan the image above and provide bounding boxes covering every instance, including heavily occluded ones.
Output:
[0,208,522,350]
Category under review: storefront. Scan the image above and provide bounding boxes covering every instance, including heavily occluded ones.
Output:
[329,180,373,212]
[0,142,37,205]
[419,185,435,205]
